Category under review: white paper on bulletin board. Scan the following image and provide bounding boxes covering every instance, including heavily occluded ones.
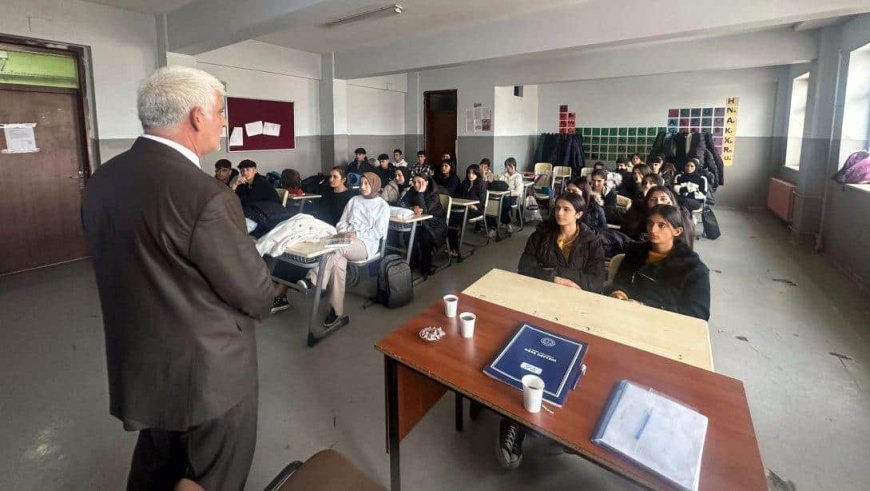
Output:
[1,123,39,154]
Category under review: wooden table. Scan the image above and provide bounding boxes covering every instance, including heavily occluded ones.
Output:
[464,269,714,371]
[276,240,349,347]
[374,294,765,491]
[289,193,321,213]
[448,198,477,260]
[387,214,432,264]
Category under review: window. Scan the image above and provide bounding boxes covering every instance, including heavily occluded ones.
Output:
[784,72,810,169]
[839,42,870,167]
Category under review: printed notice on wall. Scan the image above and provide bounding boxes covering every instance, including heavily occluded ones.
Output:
[1,123,39,154]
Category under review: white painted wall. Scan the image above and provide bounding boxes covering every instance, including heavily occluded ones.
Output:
[493,85,539,169]
[537,68,779,137]
[346,81,405,136]
[0,0,157,139]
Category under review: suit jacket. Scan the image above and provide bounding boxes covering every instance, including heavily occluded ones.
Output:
[82,137,274,431]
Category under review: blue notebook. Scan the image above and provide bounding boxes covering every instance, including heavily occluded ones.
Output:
[484,323,587,407]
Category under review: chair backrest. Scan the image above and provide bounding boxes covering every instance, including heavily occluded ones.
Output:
[276,188,289,207]
[469,191,490,222]
[580,167,595,177]
[534,162,552,176]
[553,166,573,178]
[439,193,453,217]
[607,253,625,285]
[484,190,502,218]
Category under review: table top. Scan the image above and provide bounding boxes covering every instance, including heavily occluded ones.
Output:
[463,269,713,371]
[390,214,432,224]
[375,294,766,491]
[451,198,478,207]
[283,240,348,259]
[290,193,321,200]
[488,190,510,196]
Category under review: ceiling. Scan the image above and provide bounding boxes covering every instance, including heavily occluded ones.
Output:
[255,0,585,54]
[84,0,195,14]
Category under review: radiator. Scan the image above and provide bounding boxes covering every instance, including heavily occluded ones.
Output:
[768,177,796,223]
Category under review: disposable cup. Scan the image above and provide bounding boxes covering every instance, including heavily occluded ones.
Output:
[443,294,458,317]
[521,374,545,413]
[459,312,476,338]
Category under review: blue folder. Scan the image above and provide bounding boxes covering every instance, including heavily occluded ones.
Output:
[484,323,587,407]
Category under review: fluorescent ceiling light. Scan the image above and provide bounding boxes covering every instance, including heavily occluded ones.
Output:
[323,4,403,29]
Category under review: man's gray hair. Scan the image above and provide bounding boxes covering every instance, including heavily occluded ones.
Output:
[137,66,225,130]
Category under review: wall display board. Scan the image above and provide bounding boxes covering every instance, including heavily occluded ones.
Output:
[578,126,667,161]
[226,97,295,152]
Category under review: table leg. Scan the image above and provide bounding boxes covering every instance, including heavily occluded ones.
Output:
[454,392,464,432]
[405,222,417,264]
[298,199,306,214]
[457,206,470,261]
[386,357,401,491]
[494,195,505,241]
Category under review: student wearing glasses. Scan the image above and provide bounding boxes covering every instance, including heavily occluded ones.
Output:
[608,204,710,321]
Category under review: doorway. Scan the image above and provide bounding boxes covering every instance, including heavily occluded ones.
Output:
[424,90,457,167]
[0,41,91,275]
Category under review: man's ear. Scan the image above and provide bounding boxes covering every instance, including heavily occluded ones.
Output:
[190,107,204,131]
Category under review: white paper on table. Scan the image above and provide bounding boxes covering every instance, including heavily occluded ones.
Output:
[2,124,39,153]
[229,127,244,147]
[263,122,281,137]
[245,121,263,137]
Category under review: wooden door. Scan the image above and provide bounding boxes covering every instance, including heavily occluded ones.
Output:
[424,90,457,165]
[0,85,88,274]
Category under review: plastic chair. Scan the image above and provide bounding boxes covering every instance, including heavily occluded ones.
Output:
[347,236,386,288]
[276,188,289,207]
[580,167,595,178]
[606,253,625,287]
[264,449,386,491]
[532,163,553,201]
[466,190,491,246]
[552,166,573,195]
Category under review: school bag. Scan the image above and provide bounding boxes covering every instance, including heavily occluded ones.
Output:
[701,206,721,240]
[301,173,326,194]
[266,171,282,188]
[487,180,509,191]
[377,254,413,308]
[524,195,542,223]
[831,151,870,184]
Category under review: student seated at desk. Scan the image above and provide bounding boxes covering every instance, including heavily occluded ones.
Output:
[620,173,665,239]
[479,158,496,183]
[347,147,376,175]
[317,166,356,226]
[500,192,605,470]
[381,166,411,205]
[499,157,524,231]
[608,204,710,320]
[233,159,280,206]
[433,159,460,196]
[399,174,447,277]
[673,158,708,211]
[447,163,488,253]
[213,158,238,187]
[296,173,389,328]
[661,162,677,187]
[411,150,431,177]
[564,176,607,234]
[279,168,304,196]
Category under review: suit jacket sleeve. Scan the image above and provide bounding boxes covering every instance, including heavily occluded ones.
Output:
[189,191,274,320]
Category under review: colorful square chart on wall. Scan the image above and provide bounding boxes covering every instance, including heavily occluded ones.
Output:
[577,126,666,161]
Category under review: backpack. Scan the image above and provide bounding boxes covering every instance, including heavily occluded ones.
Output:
[377,254,413,308]
[701,206,721,240]
[487,180,509,191]
[266,171,282,188]
[831,151,870,184]
[301,173,326,194]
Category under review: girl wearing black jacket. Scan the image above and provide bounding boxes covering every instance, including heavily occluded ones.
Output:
[673,158,707,211]
[608,204,710,321]
[400,174,447,277]
[517,192,606,293]
[433,159,461,196]
[448,164,488,251]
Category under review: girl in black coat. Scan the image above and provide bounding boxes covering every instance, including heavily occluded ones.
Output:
[400,174,447,276]
[518,192,606,293]
[448,164,489,252]
[673,158,707,211]
[608,204,710,320]
[433,159,461,196]
[565,176,607,234]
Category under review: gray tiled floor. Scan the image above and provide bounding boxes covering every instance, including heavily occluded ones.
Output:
[1,209,868,490]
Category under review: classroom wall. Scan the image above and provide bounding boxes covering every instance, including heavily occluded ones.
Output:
[344,74,406,166]
[0,0,158,161]
[537,68,780,208]
[493,85,539,173]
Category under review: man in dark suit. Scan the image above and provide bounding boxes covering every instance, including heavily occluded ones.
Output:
[82,66,275,490]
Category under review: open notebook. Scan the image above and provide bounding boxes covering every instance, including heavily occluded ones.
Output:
[592,380,708,491]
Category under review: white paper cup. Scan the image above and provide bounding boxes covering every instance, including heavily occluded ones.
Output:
[443,294,458,318]
[459,312,476,338]
[522,374,545,413]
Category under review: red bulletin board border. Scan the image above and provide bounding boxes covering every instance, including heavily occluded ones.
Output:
[226,96,295,152]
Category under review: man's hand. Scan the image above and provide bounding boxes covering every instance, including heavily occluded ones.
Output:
[231,176,247,190]
[554,276,582,289]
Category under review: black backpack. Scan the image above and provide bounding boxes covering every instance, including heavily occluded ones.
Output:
[377,254,413,308]
[301,173,326,194]
[701,206,721,240]
[488,180,509,191]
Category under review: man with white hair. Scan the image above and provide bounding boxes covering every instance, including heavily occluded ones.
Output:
[82,66,274,490]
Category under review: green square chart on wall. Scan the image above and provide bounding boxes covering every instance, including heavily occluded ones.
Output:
[577,126,666,161]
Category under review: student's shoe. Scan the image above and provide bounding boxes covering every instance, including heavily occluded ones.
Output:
[448,249,460,258]
[487,229,497,239]
[496,419,525,470]
[296,278,313,290]
[323,307,338,325]
[505,224,514,233]
[270,295,290,314]
[323,309,349,329]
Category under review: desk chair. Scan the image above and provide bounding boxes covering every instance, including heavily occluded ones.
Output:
[691,176,708,239]
[437,193,455,268]
[580,167,595,178]
[552,166,573,196]
[264,449,385,491]
[466,190,491,247]
[276,188,290,207]
[532,163,553,198]
[347,236,386,288]
[606,253,625,287]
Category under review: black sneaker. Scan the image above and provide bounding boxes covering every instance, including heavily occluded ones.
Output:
[323,310,349,329]
[296,278,313,290]
[270,295,290,314]
[496,419,525,470]
[323,308,338,325]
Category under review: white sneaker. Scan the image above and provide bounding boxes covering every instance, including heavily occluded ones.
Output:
[505,224,514,233]
[487,229,496,239]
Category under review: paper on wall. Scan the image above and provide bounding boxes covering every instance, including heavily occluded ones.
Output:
[1,123,39,154]
[245,121,263,137]
[229,127,244,147]
[263,122,281,137]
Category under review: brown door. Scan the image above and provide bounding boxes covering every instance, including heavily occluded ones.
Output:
[0,84,88,274]
[424,90,457,166]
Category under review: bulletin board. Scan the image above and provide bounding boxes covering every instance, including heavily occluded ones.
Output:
[226,97,295,152]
